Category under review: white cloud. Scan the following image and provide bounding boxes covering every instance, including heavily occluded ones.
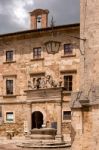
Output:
[0,0,79,34]
[24,0,34,5]
[13,0,34,27]
[0,5,3,14]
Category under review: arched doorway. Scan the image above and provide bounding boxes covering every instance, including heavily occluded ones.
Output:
[32,111,43,129]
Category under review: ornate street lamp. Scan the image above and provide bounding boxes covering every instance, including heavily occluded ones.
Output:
[44,40,61,54]
[44,17,61,54]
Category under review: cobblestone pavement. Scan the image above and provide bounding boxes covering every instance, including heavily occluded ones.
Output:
[0,144,22,150]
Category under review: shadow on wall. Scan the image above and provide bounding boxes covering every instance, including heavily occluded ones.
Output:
[71,125,76,144]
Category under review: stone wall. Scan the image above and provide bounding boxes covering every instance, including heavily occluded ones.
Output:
[0,25,80,140]
[71,1,99,149]
[0,104,26,136]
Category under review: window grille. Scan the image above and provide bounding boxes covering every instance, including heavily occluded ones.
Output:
[6,80,13,95]
[6,51,13,61]
[64,44,73,55]
[64,75,72,91]
[33,47,41,59]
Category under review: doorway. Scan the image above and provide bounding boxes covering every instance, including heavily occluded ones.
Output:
[32,111,43,129]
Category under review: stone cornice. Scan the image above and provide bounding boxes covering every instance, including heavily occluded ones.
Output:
[0,24,80,42]
[60,69,77,74]
[0,101,26,105]
[30,9,49,16]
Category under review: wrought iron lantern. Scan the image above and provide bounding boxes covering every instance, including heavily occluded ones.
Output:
[44,17,61,54]
[44,40,61,54]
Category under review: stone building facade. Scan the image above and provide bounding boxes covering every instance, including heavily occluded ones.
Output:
[0,9,80,142]
[71,0,99,150]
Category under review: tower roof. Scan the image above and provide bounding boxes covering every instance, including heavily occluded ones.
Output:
[30,9,49,16]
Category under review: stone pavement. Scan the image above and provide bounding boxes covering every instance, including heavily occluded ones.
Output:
[0,143,21,150]
[0,136,71,150]
[0,137,24,150]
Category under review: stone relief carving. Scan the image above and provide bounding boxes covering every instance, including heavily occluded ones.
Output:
[28,75,62,90]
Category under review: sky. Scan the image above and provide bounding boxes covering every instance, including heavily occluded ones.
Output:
[0,0,80,34]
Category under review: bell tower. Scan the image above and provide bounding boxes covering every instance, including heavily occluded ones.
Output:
[30,9,49,29]
[71,0,99,150]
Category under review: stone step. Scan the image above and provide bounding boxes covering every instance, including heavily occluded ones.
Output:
[26,134,55,140]
[17,142,71,149]
[17,140,71,149]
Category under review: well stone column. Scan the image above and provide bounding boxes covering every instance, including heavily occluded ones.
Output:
[55,102,63,141]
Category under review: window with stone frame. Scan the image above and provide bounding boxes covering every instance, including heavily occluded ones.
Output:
[64,75,73,91]
[6,112,14,122]
[3,75,16,96]
[63,111,71,120]
[0,106,3,125]
[0,106,2,118]
[64,44,73,55]
[6,79,13,95]
[6,51,13,62]
[33,47,41,59]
